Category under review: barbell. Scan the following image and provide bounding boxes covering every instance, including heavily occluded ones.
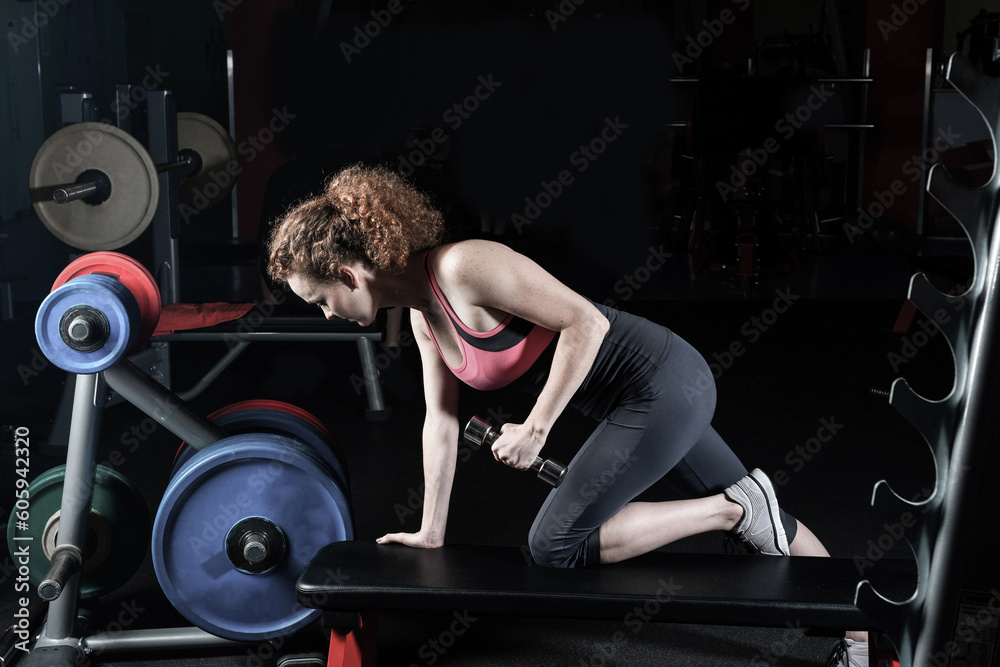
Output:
[35,251,161,374]
[28,113,238,251]
[34,252,355,641]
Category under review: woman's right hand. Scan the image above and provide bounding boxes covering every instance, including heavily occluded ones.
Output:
[376,530,444,549]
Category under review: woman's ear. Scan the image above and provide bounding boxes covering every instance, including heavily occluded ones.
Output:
[338,266,361,291]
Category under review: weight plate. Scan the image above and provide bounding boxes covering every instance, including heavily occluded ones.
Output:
[173,400,349,491]
[177,112,239,212]
[152,433,353,641]
[209,400,336,444]
[6,465,150,599]
[29,122,159,251]
[35,274,140,374]
[52,251,162,352]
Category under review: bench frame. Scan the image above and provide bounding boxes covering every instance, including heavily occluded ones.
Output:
[297,541,916,665]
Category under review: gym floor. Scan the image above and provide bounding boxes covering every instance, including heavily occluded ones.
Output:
[1,236,952,666]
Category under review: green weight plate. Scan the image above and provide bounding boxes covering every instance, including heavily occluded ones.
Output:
[6,464,150,599]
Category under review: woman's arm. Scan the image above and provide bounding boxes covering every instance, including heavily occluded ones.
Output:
[437,240,610,468]
[377,309,460,548]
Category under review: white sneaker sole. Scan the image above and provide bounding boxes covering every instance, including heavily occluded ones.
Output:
[748,468,790,555]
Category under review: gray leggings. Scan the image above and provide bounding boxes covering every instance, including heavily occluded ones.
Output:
[527,335,798,568]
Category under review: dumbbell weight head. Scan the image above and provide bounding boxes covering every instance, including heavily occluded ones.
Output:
[463,415,497,450]
[462,416,567,488]
[533,458,566,488]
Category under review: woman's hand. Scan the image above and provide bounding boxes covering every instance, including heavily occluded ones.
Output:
[490,422,546,471]
[376,529,444,549]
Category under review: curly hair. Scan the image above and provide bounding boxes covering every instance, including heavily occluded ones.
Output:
[266,164,445,282]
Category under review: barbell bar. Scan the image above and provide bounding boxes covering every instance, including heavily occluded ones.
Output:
[29,113,238,251]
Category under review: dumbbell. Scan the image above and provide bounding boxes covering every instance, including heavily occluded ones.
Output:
[463,416,566,487]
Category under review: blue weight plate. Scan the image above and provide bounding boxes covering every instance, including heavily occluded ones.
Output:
[35,274,140,374]
[152,433,353,642]
[172,408,349,492]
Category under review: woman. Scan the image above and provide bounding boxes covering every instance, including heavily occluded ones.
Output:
[266,164,869,665]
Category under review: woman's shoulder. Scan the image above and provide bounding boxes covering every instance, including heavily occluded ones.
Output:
[428,239,516,279]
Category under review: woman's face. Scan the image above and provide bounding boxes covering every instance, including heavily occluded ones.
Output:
[286,269,376,326]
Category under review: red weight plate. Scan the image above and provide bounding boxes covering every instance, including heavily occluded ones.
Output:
[173,400,347,478]
[52,252,161,349]
[206,399,336,443]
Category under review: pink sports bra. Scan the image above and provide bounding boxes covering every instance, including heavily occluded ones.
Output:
[421,252,558,391]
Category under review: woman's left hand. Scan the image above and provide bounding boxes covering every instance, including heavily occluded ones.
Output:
[490,423,545,470]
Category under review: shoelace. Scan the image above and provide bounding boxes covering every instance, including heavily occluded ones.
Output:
[722,532,756,555]
[826,640,848,667]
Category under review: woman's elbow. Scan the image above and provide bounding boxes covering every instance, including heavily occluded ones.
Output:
[583,305,610,340]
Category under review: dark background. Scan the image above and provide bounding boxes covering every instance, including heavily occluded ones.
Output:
[1,0,997,664]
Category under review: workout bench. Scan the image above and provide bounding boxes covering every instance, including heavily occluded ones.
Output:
[151,304,392,419]
[297,541,917,665]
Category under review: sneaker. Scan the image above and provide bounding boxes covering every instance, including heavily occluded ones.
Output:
[827,639,869,667]
[723,468,790,555]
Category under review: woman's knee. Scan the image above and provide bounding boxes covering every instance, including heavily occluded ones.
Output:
[528,525,576,568]
[528,523,597,568]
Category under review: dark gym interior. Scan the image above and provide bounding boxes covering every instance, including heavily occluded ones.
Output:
[1,0,998,665]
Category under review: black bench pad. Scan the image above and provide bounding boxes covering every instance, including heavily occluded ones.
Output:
[297,541,916,631]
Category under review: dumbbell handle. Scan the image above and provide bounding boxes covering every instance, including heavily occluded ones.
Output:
[463,416,566,487]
